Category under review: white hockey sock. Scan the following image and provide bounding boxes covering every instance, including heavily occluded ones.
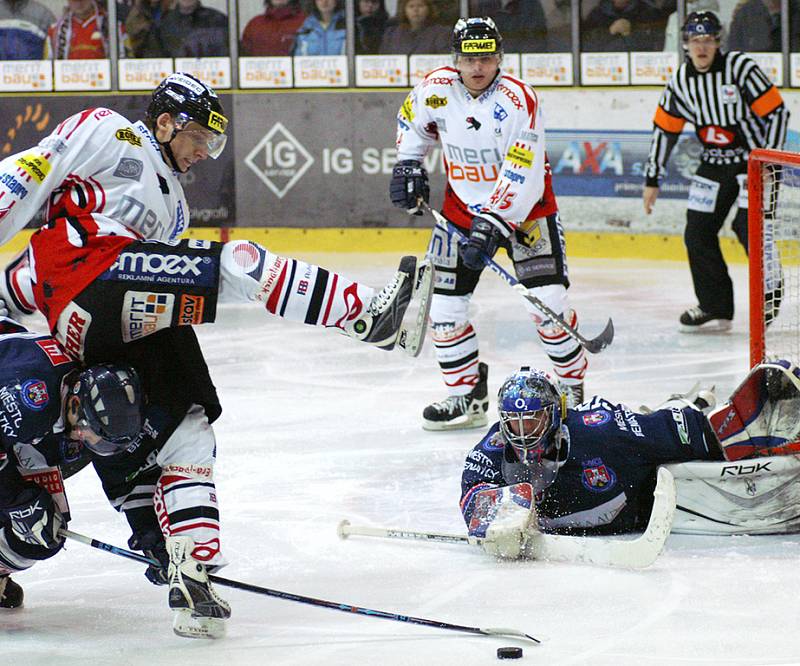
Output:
[432,321,480,396]
[537,309,587,385]
[219,240,374,329]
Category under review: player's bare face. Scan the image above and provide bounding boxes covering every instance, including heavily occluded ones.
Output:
[457,55,501,97]
[686,35,718,72]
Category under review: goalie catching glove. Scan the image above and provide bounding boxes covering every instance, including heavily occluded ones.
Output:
[467,483,538,559]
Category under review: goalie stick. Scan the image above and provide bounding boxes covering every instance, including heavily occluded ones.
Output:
[339,467,676,569]
[60,528,540,644]
[421,202,614,354]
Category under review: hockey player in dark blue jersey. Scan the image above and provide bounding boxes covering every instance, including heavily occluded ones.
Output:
[0,317,83,609]
[0,319,232,638]
[459,366,725,558]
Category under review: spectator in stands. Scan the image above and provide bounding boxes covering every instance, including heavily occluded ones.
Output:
[241,0,306,56]
[379,0,449,54]
[292,0,346,55]
[0,0,55,59]
[45,0,129,58]
[157,0,228,56]
[355,0,388,54]
[582,0,669,52]
[543,0,571,51]
[125,0,171,57]
[470,0,548,53]
[727,0,780,52]
[663,0,717,52]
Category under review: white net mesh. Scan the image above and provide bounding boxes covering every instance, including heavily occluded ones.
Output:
[758,160,800,365]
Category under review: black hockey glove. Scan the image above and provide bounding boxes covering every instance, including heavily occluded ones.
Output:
[461,217,504,271]
[129,529,169,586]
[2,484,65,555]
[390,159,429,215]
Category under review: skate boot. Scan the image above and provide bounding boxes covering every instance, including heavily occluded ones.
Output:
[562,382,584,408]
[679,306,732,333]
[167,536,230,639]
[423,362,489,431]
[345,256,434,357]
[0,575,23,609]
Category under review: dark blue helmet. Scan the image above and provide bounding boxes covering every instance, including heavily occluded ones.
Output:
[682,11,722,42]
[498,367,565,465]
[68,364,143,456]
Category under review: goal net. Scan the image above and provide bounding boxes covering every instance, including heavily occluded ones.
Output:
[749,149,800,368]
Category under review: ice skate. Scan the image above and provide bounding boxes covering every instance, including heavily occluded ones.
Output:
[345,255,434,357]
[423,362,489,431]
[679,306,732,333]
[167,536,230,639]
[0,575,23,609]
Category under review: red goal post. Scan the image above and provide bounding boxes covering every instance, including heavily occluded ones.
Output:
[749,148,800,368]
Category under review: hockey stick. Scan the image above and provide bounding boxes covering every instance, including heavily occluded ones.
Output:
[339,467,676,569]
[60,528,540,644]
[420,202,614,354]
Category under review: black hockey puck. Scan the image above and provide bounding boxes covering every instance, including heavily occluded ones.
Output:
[497,646,523,659]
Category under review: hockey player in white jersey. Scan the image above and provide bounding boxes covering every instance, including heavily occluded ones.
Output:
[0,72,433,362]
[391,17,587,431]
[0,73,434,637]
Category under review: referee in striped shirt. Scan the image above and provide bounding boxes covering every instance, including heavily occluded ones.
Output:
[643,11,789,333]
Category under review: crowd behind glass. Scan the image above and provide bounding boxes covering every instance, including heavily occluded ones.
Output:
[0,0,795,82]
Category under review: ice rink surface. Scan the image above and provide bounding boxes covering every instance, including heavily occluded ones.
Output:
[4,255,800,666]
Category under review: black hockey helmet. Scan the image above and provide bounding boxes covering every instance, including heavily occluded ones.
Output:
[452,17,503,58]
[681,11,722,42]
[146,72,228,160]
[67,364,143,456]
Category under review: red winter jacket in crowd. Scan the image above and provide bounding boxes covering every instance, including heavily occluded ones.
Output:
[241,3,306,56]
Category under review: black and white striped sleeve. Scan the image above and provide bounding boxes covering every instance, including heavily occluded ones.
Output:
[644,78,688,187]
[736,54,790,150]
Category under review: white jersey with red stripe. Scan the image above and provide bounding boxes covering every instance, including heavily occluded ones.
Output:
[395,66,558,233]
[0,107,188,327]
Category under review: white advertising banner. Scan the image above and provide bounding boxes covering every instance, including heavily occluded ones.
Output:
[239,57,293,88]
[118,58,174,90]
[54,59,111,91]
[0,61,52,92]
[580,52,629,85]
[409,54,451,85]
[173,57,231,89]
[355,55,408,87]
[749,52,783,86]
[522,53,573,86]
[501,53,521,79]
[630,51,678,85]
[792,54,800,88]
[293,55,348,87]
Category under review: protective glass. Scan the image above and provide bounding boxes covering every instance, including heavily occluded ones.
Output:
[68,397,137,457]
[174,116,227,159]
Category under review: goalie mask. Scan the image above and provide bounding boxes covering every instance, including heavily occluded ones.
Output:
[67,364,143,456]
[498,368,566,463]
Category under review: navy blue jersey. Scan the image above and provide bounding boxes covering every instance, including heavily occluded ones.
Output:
[0,319,78,506]
[460,397,719,535]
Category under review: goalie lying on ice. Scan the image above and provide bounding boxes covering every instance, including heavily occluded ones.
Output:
[460,362,800,558]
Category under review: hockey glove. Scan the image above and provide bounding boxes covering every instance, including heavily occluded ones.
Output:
[2,484,65,555]
[390,159,429,215]
[468,484,537,560]
[129,529,169,585]
[461,216,504,271]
